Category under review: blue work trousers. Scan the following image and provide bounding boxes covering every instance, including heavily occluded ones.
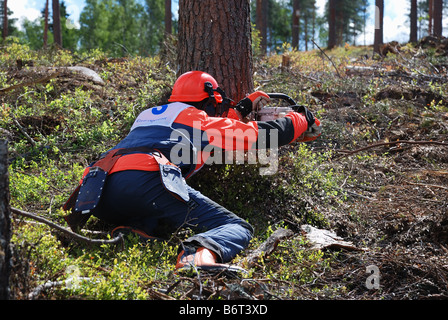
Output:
[94,170,254,263]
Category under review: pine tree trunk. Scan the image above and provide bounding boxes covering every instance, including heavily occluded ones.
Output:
[429,0,433,35]
[44,0,49,48]
[52,0,62,47]
[374,0,384,54]
[165,0,172,36]
[256,0,267,55]
[2,0,7,41]
[0,140,11,300]
[312,5,316,45]
[304,12,308,51]
[177,0,254,101]
[328,0,336,49]
[291,0,300,50]
[410,0,418,43]
[433,0,443,37]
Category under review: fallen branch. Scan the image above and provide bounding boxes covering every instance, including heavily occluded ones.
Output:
[11,117,37,147]
[0,66,105,95]
[148,288,177,300]
[28,277,91,300]
[242,228,294,268]
[404,181,448,192]
[11,207,123,246]
[334,140,448,160]
[0,72,61,95]
[345,65,387,76]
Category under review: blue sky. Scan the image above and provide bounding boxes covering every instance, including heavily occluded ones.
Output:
[10,0,423,45]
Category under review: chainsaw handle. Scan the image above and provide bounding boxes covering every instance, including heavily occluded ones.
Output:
[267,93,305,112]
[267,93,297,106]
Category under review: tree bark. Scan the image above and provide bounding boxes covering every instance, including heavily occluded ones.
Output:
[410,0,418,43]
[165,0,172,36]
[177,0,254,101]
[433,0,443,37]
[44,0,49,48]
[2,0,7,41]
[374,0,384,54]
[52,0,62,47]
[304,10,308,51]
[0,140,11,300]
[256,0,267,55]
[429,0,433,35]
[291,0,300,50]
[328,0,336,49]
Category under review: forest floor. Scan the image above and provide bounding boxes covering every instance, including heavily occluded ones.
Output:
[276,38,448,300]
[1,37,448,301]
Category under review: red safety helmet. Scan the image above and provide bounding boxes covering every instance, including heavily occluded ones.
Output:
[169,71,223,104]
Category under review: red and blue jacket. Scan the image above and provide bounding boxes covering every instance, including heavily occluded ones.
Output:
[96,102,309,178]
[70,102,309,213]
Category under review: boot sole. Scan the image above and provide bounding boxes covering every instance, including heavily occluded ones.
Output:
[176,264,248,274]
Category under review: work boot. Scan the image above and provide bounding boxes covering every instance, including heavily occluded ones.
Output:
[175,247,246,273]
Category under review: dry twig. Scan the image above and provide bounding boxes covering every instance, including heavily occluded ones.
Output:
[0,72,61,95]
[312,39,342,79]
[11,207,123,246]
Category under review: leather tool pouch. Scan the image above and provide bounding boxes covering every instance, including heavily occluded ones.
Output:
[152,153,189,202]
[63,148,123,231]
[159,163,189,202]
[74,167,108,214]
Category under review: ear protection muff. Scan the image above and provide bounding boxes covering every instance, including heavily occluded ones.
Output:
[203,82,234,117]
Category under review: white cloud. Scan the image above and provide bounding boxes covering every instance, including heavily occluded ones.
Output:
[384,0,410,42]
[383,15,409,43]
[9,0,41,29]
[64,0,83,28]
[356,1,410,45]
[8,0,85,31]
[316,0,326,17]
[314,0,411,45]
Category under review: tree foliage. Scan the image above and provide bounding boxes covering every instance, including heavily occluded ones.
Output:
[5,0,445,55]
[324,0,369,47]
[79,0,169,56]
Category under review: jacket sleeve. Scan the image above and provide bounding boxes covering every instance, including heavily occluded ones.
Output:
[173,107,309,151]
[200,111,309,150]
[255,112,309,149]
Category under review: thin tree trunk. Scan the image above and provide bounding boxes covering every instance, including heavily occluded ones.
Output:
[2,0,7,41]
[256,0,267,55]
[374,0,384,54]
[165,0,172,36]
[433,0,443,37]
[312,4,316,45]
[177,0,254,101]
[52,0,62,47]
[44,0,49,48]
[0,140,11,300]
[410,0,418,42]
[429,0,433,35]
[328,0,336,49]
[304,11,308,51]
[292,0,300,50]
